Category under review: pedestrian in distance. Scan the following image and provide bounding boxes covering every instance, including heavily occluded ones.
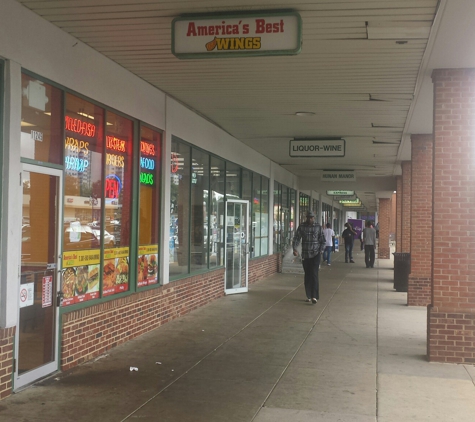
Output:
[342,222,357,263]
[363,220,377,268]
[322,223,335,266]
[292,211,326,304]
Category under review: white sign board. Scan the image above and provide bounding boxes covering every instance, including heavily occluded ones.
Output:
[172,12,302,58]
[289,139,345,157]
[19,283,34,308]
[321,171,356,182]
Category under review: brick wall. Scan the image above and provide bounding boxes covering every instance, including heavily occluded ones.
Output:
[428,68,475,363]
[61,253,280,371]
[396,176,402,253]
[378,198,391,259]
[408,134,433,306]
[0,327,15,399]
[401,161,412,253]
[0,254,280,401]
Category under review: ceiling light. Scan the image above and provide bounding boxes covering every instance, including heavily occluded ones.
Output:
[295,111,315,117]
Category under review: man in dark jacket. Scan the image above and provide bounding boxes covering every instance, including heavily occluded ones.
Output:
[342,222,357,263]
[292,211,326,304]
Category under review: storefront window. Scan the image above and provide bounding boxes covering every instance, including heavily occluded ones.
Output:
[191,148,210,271]
[21,73,63,164]
[62,93,104,306]
[138,126,161,287]
[242,170,253,257]
[252,172,261,258]
[170,140,191,277]
[210,157,225,268]
[101,112,133,297]
[226,163,241,200]
[261,176,269,255]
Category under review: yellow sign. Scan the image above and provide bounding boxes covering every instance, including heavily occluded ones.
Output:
[62,249,100,267]
[139,245,159,255]
[104,247,129,260]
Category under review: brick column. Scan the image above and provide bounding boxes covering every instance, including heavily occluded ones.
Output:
[401,161,412,253]
[428,68,475,363]
[408,134,433,306]
[395,176,402,252]
[378,198,391,259]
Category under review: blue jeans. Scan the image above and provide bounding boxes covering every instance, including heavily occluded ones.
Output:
[345,241,354,262]
[323,246,332,264]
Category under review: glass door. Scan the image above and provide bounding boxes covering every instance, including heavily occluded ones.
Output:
[224,200,249,294]
[15,164,62,390]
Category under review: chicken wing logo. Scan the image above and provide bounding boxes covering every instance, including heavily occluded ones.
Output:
[205,37,261,51]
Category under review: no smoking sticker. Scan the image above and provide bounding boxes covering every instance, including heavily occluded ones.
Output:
[19,282,34,308]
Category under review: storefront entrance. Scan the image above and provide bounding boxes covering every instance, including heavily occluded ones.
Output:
[15,165,62,390]
[224,200,249,295]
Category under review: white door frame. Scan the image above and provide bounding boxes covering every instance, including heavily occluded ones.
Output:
[224,199,249,295]
[14,164,63,390]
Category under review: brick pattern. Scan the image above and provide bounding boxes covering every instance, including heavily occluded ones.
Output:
[396,176,403,253]
[60,269,226,370]
[428,307,475,363]
[428,68,475,363]
[0,253,280,401]
[378,198,391,259]
[408,134,433,306]
[0,327,15,400]
[61,253,280,371]
[401,161,412,253]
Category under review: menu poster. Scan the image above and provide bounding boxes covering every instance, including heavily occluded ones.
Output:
[138,245,159,287]
[61,250,100,306]
[103,247,130,297]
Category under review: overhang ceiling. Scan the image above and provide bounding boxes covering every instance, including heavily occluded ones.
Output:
[14,0,474,212]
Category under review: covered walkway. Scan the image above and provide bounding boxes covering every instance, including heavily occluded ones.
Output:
[2,250,475,422]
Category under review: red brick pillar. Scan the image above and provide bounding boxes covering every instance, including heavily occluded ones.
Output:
[378,198,391,259]
[395,176,402,253]
[401,161,412,253]
[428,68,475,363]
[408,134,433,306]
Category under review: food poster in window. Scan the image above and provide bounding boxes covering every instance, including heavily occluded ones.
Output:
[102,247,129,296]
[138,245,159,287]
[62,250,101,306]
[62,94,104,306]
[102,112,133,296]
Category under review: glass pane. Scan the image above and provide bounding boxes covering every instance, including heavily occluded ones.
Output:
[273,182,281,252]
[261,177,269,255]
[190,148,210,272]
[62,94,104,306]
[242,170,253,257]
[138,126,161,287]
[170,140,191,277]
[19,171,58,374]
[252,172,261,258]
[103,111,134,297]
[210,157,225,268]
[226,163,241,200]
[21,74,63,165]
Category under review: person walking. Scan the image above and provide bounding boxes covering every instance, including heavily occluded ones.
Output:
[322,223,335,266]
[342,222,357,263]
[363,220,377,268]
[292,211,325,304]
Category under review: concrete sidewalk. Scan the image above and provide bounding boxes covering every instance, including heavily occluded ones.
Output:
[1,250,475,421]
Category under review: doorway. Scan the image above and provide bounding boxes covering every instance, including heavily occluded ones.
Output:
[224,200,249,294]
[15,164,62,390]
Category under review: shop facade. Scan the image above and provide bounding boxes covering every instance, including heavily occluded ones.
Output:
[0,1,319,398]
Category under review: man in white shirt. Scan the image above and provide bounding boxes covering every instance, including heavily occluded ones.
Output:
[322,223,335,266]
